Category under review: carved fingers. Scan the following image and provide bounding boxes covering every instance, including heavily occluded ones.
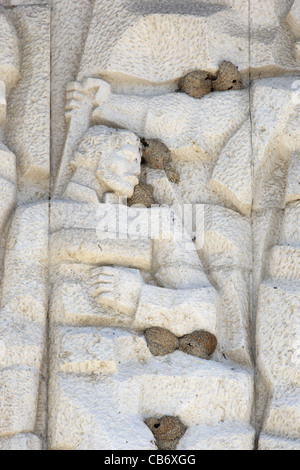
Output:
[65,83,86,122]
[65,79,111,121]
[91,266,144,315]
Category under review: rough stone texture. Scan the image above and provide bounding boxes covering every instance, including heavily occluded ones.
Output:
[0,433,42,450]
[1,1,48,4]
[178,423,255,450]
[78,0,300,87]
[258,433,300,451]
[51,0,94,177]
[286,0,300,39]
[5,5,50,203]
[0,0,299,451]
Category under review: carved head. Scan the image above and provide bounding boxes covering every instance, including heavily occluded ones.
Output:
[73,126,142,198]
[0,8,20,125]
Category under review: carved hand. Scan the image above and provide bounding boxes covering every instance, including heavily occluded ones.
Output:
[91,266,144,315]
[65,79,111,119]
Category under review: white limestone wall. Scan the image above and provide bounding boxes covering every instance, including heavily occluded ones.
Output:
[0,0,298,450]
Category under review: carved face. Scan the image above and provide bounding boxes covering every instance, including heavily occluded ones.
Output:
[96,130,142,198]
[73,126,142,198]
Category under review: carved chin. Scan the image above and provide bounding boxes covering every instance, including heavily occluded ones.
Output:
[106,177,137,199]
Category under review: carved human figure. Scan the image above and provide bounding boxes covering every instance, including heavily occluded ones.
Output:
[54,75,249,199]
[0,9,46,448]
[49,119,254,449]
[63,125,142,202]
[50,27,253,447]
[57,124,215,334]
[49,123,242,450]
[52,72,253,355]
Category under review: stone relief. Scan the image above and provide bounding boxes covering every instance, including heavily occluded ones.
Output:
[0,0,299,450]
[0,8,18,271]
[0,4,49,451]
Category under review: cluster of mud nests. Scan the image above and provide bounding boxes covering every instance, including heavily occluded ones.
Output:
[129,63,242,206]
[128,139,180,207]
[178,61,243,99]
[131,62,231,450]
[143,329,217,449]
[144,327,217,360]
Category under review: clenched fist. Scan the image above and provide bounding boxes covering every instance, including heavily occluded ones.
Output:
[91,266,144,315]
